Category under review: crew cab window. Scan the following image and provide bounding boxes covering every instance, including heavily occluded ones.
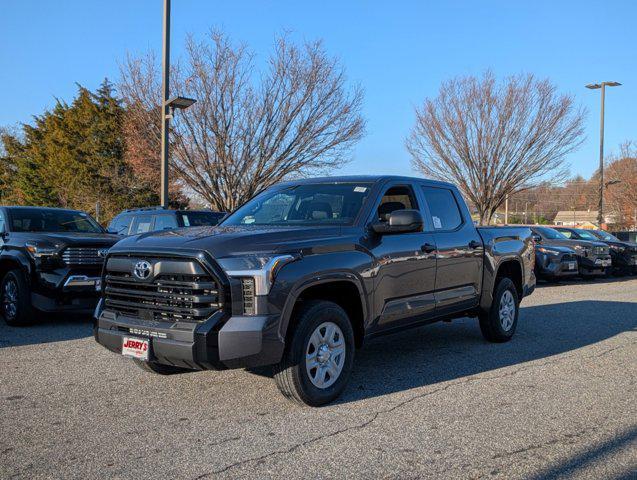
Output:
[421,187,462,230]
[377,186,418,222]
[556,229,573,239]
[130,215,153,235]
[153,214,178,231]
[108,215,131,235]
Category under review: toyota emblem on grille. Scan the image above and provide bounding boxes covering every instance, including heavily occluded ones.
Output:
[133,260,152,280]
[97,248,109,258]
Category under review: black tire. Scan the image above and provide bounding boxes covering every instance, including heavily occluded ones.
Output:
[274,300,355,406]
[133,359,191,375]
[479,277,519,343]
[1,269,34,326]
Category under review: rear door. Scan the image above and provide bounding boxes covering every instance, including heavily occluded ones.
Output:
[420,185,483,315]
[368,182,438,331]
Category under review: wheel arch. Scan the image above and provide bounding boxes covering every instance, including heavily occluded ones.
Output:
[280,274,368,349]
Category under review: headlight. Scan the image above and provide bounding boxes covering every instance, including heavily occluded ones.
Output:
[609,244,625,252]
[25,241,61,259]
[537,247,561,255]
[217,254,298,295]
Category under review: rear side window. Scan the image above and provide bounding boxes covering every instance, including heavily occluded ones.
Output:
[153,214,178,231]
[557,229,573,239]
[421,187,463,231]
[130,215,153,235]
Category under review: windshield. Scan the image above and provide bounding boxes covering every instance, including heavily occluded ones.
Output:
[181,211,225,227]
[8,208,104,233]
[592,230,619,242]
[574,229,599,241]
[535,227,567,240]
[222,183,373,226]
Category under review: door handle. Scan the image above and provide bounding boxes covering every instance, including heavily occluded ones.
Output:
[468,240,481,249]
[421,243,436,253]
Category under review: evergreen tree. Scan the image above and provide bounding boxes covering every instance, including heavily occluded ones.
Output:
[0,80,159,221]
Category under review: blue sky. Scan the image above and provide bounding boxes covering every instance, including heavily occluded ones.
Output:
[1,0,634,179]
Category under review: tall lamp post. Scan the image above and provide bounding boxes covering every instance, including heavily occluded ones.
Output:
[585,81,621,227]
[160,0,196,207]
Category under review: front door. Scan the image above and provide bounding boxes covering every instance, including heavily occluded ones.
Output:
[367,183,437,332]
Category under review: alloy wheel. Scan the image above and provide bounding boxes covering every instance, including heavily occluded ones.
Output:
[305,321,346,389]
[499,290,515,331]
[3,278,18,320]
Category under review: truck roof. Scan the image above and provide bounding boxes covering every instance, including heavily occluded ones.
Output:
[277,175,456,189]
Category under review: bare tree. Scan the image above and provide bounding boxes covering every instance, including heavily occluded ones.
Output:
[605,142,637,227]
[120,31,364,211]
[406,72,586,224]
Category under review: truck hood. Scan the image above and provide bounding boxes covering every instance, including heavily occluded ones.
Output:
[541,238,607,249]
[109,225,351,258]
[9,231,120,247]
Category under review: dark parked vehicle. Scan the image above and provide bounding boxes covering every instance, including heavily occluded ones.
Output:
[529,227,578,281]
[94,176,536,405]
[585,229,637,275]
[107,207,226,236]
[0,207,119,325]
[542,227,612,277]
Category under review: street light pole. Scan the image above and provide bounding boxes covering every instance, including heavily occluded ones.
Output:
[586,81,621,228]
[160,0,171,208]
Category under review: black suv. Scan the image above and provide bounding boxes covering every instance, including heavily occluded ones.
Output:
[0,207,119,325]
[588,229,637,274]
[529,227,579,281]
[107,207,226,236]
[95,176,536,406]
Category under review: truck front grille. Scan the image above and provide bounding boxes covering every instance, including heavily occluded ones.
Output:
[562,254,577,262]
[62,247,105,265]
[103,256,222,323]
[593,246,609,255]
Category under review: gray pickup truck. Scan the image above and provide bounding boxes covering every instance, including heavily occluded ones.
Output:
[95,176,536,405]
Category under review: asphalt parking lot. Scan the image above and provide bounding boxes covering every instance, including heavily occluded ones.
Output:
[1,277,636,479]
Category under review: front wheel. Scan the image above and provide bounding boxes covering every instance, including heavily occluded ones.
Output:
[479,277,519,343]
[1,269,34,326]
[274,300,355,406]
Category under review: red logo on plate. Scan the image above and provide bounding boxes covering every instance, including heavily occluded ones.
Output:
[123,340,147,351]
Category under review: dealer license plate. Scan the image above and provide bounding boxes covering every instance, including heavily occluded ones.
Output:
[122,337,149,361]
[567,261,577,270]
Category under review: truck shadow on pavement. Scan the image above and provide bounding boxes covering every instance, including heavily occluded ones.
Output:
[332,299,636,404]
[0,314,93,348]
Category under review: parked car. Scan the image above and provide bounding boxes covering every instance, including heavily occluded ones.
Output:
[94,175,536,406]
[0,207,119,325]
[587,229,637,275]
[548,227,612,277]
[529,227,578,281]
[107,207,226,236]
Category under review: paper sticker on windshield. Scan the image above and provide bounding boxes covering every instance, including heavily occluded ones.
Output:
[354,186,368,193]
[432,216,442,229]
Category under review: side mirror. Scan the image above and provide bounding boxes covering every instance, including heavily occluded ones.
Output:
[371,209,424,234]
[532,234,542,243]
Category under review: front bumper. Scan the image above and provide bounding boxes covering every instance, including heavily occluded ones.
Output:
[32,271,102,314]
[578,254,612,275]
[94,306,285,370]
[535,253,579,279]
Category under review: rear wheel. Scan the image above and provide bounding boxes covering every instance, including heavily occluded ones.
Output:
[1,269,34,326]
[274,300,355,406]
[479,277,519,343]
[133,359,191,375]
